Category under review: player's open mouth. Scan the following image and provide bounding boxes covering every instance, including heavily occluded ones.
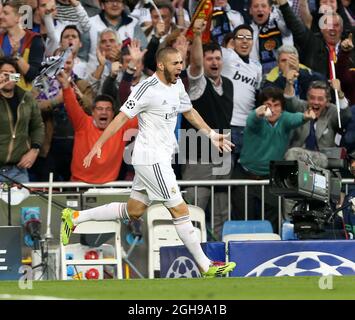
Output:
[257,13,264,19]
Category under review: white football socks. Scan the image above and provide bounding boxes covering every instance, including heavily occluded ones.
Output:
[73,202,129,225]
[173,215,210,272]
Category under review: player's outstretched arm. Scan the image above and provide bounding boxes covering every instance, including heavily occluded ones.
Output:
[83,112,130,168]
[183,108,234,153]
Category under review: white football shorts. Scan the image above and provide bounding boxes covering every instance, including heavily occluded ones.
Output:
[131,163,183,208]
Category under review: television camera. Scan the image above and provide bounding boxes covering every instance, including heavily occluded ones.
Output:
[270,152,346,239]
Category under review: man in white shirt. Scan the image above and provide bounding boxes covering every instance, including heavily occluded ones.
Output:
[221,24,262,161]
[60,47,236,278]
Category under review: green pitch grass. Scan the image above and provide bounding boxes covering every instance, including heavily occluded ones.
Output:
[0,276,355,300]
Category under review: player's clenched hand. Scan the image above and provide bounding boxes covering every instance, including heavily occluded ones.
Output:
[209,130,234,153]
[83,145,102,168]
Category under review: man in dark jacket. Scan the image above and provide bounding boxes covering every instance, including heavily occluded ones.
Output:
[0,57,44,183]
[277,0,343,78]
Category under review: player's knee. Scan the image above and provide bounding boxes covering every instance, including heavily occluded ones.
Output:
[168,201,189,218]
[127,199,147,219]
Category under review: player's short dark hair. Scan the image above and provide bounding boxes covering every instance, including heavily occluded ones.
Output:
[203,42,222,55]
[155,47,180,63]
[232,24,254,39]
[60,25,82,42]
[258,87,285,110]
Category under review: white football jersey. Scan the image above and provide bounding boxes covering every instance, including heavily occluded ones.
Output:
[121,74,192,165]
[221,47,262,127]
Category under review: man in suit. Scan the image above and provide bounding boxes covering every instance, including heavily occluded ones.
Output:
[284,72,351,168]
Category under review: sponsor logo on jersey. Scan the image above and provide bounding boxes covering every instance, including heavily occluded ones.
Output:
[165,106,178,120]
[232,71,257,88]
[165,111,178,120]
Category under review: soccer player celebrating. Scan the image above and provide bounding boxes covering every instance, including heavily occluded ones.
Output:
[59,47,236,278]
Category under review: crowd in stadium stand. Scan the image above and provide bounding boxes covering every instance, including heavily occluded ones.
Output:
[0,0,354,237]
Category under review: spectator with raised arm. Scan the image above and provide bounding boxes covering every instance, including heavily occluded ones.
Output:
[102,39,147,106]
[58,25,88,80]
[221,24,262,161]
[87,0,147,69]
[144,0,178,43]
[171,0,190,29]
[56,70,137,183]
[284,73,351,167]
[262,44,325,100]
[249,0,293,74]
[233,86,315,231]
[211,0,244,45]
[181,19,234,240]
[336,33,355,105]
[341,0,355,27]
[335,33,355,151]
[37,0,91,56]
[277,0,344,78]
[298,0,351,35]
[86,29,122,95]
[30,50,94,181]
[0,0,44,91]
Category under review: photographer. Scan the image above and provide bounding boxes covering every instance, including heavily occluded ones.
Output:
[0,57,44,183]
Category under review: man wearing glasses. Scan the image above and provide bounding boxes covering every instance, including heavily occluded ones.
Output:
[221,24,262,163]
[87,0,147,69]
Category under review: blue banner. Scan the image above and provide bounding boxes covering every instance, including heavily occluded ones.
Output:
[0,226,22,280]
[228,240,355,277]
[160,242,225,278]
